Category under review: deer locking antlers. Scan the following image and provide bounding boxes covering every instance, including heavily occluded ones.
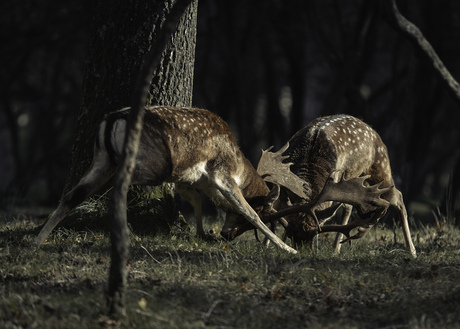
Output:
[33,109,416,258]
[223,114,416,258]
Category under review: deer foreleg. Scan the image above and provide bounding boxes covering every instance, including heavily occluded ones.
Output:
[390,188,416,258]
[176,185,204,238]
[333,204,353,253]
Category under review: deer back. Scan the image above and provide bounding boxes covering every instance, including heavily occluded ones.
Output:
[100,106,269,207]
[286,115,394,202]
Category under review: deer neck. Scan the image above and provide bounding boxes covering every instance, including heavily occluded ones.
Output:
[239,157,270,201]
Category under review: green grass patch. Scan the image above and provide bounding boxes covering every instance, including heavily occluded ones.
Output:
[1,211,460,328]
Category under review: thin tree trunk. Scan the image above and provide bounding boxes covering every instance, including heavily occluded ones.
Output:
[106,0,195,316]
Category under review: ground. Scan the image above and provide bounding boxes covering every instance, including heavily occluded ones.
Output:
[1,206,460,329]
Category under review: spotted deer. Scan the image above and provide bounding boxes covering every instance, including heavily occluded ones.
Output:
[221,114,417,258]
[33,106,313,254]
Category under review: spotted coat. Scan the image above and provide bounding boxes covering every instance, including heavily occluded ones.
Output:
[286,114,393,204]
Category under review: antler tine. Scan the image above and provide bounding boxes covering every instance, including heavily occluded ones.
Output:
[320,210,382,242]
[341,226,373,243]
[277,141,290,154]
[371,181,394,198]
[261,144,290,163]
[267,201,316,224]
[318,224,353,239]
[315,173,392,215]
[263,145,275,153]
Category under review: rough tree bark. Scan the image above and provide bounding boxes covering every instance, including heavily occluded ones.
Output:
[58,0,197,237]
[107,0,195,316]
[64,0,197,192]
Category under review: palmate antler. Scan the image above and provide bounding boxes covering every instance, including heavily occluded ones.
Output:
[257,142,309,200]
[319,215,382,243]
[267,171,393,240]
[256,144,393,243]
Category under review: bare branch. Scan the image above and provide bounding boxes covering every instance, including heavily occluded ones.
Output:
[384,0,460,105]
[107,0,194,316]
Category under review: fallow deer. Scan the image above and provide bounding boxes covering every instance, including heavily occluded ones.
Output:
[33,106,310,254]
[221,115,417,258]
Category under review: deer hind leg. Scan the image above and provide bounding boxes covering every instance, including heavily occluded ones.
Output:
[176,184,204,238]
[333,204,353,253]
[389,188,416,258]
[33,150,115,247]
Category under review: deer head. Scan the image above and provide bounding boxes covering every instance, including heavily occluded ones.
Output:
[220,142,310,241]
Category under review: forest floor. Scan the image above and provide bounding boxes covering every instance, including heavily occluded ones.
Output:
[1,205,460,329]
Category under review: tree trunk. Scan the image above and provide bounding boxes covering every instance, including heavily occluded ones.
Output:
[65,0,197,191]
[60,0,197,236]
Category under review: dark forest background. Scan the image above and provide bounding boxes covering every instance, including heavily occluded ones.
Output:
[1,0,459,221]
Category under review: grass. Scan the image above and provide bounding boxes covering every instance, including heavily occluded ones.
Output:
[1,207,460,329]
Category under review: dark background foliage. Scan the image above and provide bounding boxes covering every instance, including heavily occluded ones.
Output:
[1,0,459,219]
